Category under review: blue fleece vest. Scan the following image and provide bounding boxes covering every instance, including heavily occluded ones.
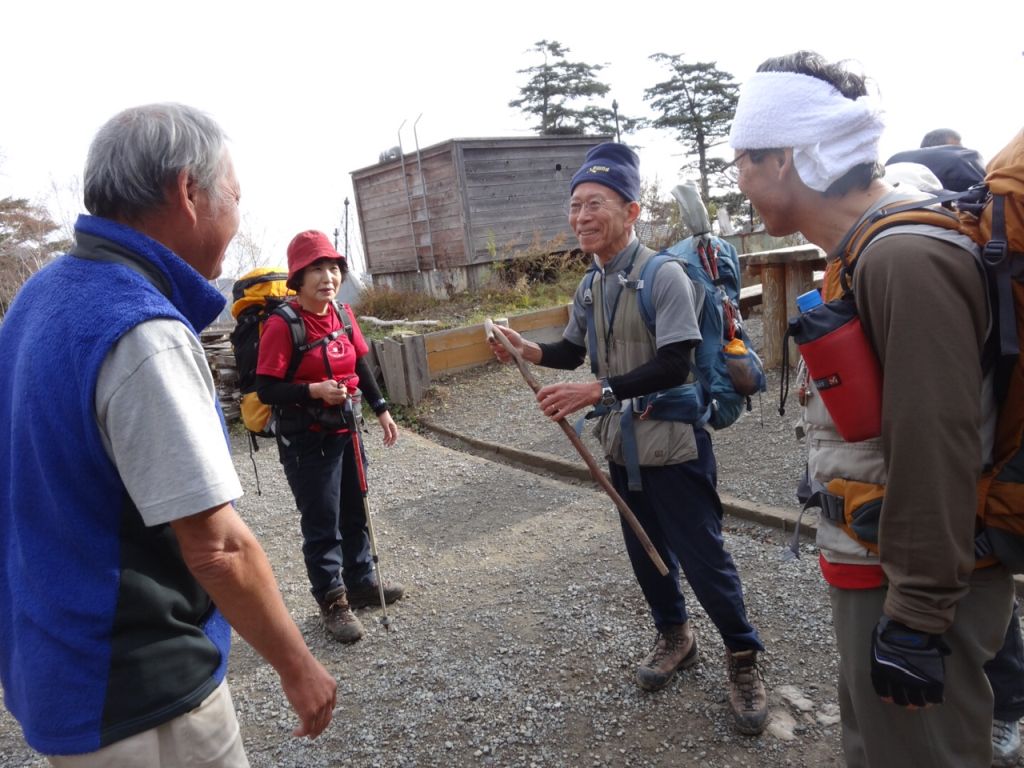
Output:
[0,215,232,755]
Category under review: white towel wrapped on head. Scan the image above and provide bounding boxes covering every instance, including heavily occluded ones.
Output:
[729,71,886,192]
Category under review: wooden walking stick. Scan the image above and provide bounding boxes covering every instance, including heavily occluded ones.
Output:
[484,319,669,576]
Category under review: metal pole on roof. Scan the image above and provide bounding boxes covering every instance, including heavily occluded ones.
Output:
[343,198,350,262]
[396,120,420,273]
[412,113,437,271]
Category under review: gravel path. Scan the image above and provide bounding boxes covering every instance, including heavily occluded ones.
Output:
[1,320,851,767]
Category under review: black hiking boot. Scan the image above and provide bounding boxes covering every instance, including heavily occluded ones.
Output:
[636,622,699,691]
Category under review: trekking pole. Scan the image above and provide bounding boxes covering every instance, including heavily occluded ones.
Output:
[484,319,669,577]
[342,398,392,632]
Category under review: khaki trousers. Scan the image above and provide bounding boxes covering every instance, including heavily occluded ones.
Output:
[831,566,1014,768]
[47,681,249,768]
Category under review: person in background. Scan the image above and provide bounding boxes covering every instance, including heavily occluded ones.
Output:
[0,103,336,766]
[256,230,403,644]
[886,127,986,194]
[921,127,962,147]
[885,141,1024,768]
[730,53,1014,767]
[488,142,768,737]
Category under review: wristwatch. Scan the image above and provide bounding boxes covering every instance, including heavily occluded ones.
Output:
[599,378,617,407]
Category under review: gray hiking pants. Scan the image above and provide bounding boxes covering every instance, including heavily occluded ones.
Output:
[831,566,1014,768]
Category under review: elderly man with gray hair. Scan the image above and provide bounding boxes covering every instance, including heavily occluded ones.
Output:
[728,52,1013,767]
[0,104,337,766]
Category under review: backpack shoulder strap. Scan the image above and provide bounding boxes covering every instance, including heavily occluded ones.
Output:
[636,250,674,336]
[271,301,309,382]
[848,207,962,261]
[333,301,354,341]
[839,200,963,293]
[582,267,601,376]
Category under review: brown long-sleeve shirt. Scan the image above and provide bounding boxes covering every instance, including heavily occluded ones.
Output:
[854,230,989,634]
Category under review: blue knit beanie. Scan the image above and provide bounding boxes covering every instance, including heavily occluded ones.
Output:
[570,142,641,202]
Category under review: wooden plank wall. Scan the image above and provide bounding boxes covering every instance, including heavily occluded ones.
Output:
[460,140,594,263]
[352,145,464,274]
[352,136,610,278]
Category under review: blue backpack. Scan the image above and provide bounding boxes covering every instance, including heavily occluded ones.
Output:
[642,235,766,430]
[585,235,766,432]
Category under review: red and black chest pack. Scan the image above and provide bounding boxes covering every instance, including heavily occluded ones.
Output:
[788,129,1024,570]
[229,267,352,448]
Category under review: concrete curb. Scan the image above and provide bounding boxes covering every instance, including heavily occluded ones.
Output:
[420,418,1024,596]
[420,418,817,541]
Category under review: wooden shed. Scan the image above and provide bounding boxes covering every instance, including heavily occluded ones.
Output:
[350,135,610,298]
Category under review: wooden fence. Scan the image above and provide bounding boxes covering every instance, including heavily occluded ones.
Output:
[198,305,572,416]
[201,244,826,415]
[372,305,570,406]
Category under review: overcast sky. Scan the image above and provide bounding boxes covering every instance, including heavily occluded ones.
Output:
[2,0,1021,277]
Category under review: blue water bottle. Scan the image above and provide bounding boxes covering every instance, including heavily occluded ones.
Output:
[796,289,823,314]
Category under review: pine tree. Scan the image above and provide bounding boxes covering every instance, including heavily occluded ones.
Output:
[510,40,639,137]
[644,53,740,201]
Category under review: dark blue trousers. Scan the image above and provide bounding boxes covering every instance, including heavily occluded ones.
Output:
[278,430,373,604]
[986,599,1024,721]
[610,428,763,652]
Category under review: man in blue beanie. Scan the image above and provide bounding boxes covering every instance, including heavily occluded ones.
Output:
[488,142,768,736]
[0,104,337,764]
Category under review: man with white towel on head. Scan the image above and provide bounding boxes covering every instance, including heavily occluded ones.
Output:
[728,51,1014,767]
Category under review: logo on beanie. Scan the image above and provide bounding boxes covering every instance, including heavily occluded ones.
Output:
[587,165,611,175]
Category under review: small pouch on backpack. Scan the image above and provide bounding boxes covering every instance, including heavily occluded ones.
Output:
[723,338,767,397]
[826,477,885,552]
[275,404,314,436]
[636,383,707,425]
[309,404,346,431]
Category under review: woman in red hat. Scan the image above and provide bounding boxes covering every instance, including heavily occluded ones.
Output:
[255,230,403,643]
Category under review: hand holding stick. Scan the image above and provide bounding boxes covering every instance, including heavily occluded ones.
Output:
[484,319,668,576]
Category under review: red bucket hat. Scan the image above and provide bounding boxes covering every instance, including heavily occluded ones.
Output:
[286,230,346,287]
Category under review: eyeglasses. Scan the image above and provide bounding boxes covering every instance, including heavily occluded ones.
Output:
[565,196,622,216]
[722,151,750,184]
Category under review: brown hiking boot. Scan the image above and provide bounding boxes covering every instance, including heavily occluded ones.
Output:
[347,579,405,610]
[726,649,768,735]
[636,622,699,691]
[320,587,364,643]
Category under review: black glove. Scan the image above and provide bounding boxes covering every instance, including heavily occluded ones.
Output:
[870,616,950,707]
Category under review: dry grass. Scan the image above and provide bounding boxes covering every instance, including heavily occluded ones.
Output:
[353,235,588,338]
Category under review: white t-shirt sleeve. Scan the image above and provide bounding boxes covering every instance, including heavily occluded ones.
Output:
[95,318,243,526]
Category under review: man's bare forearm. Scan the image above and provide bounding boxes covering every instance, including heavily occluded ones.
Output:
[171,504,336,737]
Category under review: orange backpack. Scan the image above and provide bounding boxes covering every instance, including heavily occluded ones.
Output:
[833,128,1024,569]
